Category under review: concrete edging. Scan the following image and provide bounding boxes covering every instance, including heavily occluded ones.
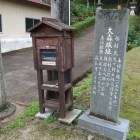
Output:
[0,103,16,120]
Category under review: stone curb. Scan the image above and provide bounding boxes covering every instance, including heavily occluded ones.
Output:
[0,103,16,120]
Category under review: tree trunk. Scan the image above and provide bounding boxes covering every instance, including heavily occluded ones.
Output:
[87,0,89,8]
[94,0,96,6]
[51,0,70,25]
[0,41,6,107]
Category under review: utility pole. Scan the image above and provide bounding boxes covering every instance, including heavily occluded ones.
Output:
[51,0,70,25]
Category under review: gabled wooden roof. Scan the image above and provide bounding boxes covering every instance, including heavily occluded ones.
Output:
[28,18,75,32]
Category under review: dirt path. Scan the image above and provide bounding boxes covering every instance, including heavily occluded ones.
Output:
[0,121,111,140]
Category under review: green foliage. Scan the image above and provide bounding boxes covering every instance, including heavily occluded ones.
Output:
[44,115,58,124]
[72,16,96,35]
[127,131,140,140]
[71,0,87,5]
[17,102,39,119]
[71,1,95,25]
[73,73,92,97]
[129,16,140,31]
[128,16,140,51]
[120,47,140,139]
[74,47,140,139]
[71,0,96,35]
[1,119,25,133]
[50,127,69,137]
[0,102,39,134]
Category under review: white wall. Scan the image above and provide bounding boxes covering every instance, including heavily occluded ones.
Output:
[0,0,50,38]
[0,0,50,53]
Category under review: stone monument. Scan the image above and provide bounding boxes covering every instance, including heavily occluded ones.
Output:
[0,41,16,120]
[78,9,130,140]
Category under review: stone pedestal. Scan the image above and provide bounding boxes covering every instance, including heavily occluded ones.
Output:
[0,42,16,120]
[78,111,129,140]
[0,103,16,120]
[58,109,82,124]
[35,108,54,119]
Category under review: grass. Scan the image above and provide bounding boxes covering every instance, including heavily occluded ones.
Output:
[36,122,89,140]
[73,46,140,139]
[74,47,140,139]
[73,73,92,97]
[50,127,69,137]
[0,102,39,134]
[1,47,140,139]
[44,114,58,124]
[72,16,96,36]
[120,47,140,139]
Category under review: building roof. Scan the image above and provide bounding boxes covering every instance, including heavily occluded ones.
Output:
[28,17,75,32]
[27,0,51,7]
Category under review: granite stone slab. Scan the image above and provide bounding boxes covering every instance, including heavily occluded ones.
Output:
[35,108,54,119]
[90,9,129,123]
[78,111,129,140]
[58,109,82,124]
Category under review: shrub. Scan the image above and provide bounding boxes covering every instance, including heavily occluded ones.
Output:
[129,16,140,31]
[127,16,140,51]
[71,0,87,5]
[71,2,95,25]
[72,16,96,35]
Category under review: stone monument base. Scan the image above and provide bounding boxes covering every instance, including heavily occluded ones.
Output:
[78,111,129,140]
[0,103,16,120]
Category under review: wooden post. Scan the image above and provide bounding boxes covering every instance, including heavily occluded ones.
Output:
[37,68,45,113]
[58,71,66,118]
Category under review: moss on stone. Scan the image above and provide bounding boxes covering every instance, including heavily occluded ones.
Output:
[0,103,9,112]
